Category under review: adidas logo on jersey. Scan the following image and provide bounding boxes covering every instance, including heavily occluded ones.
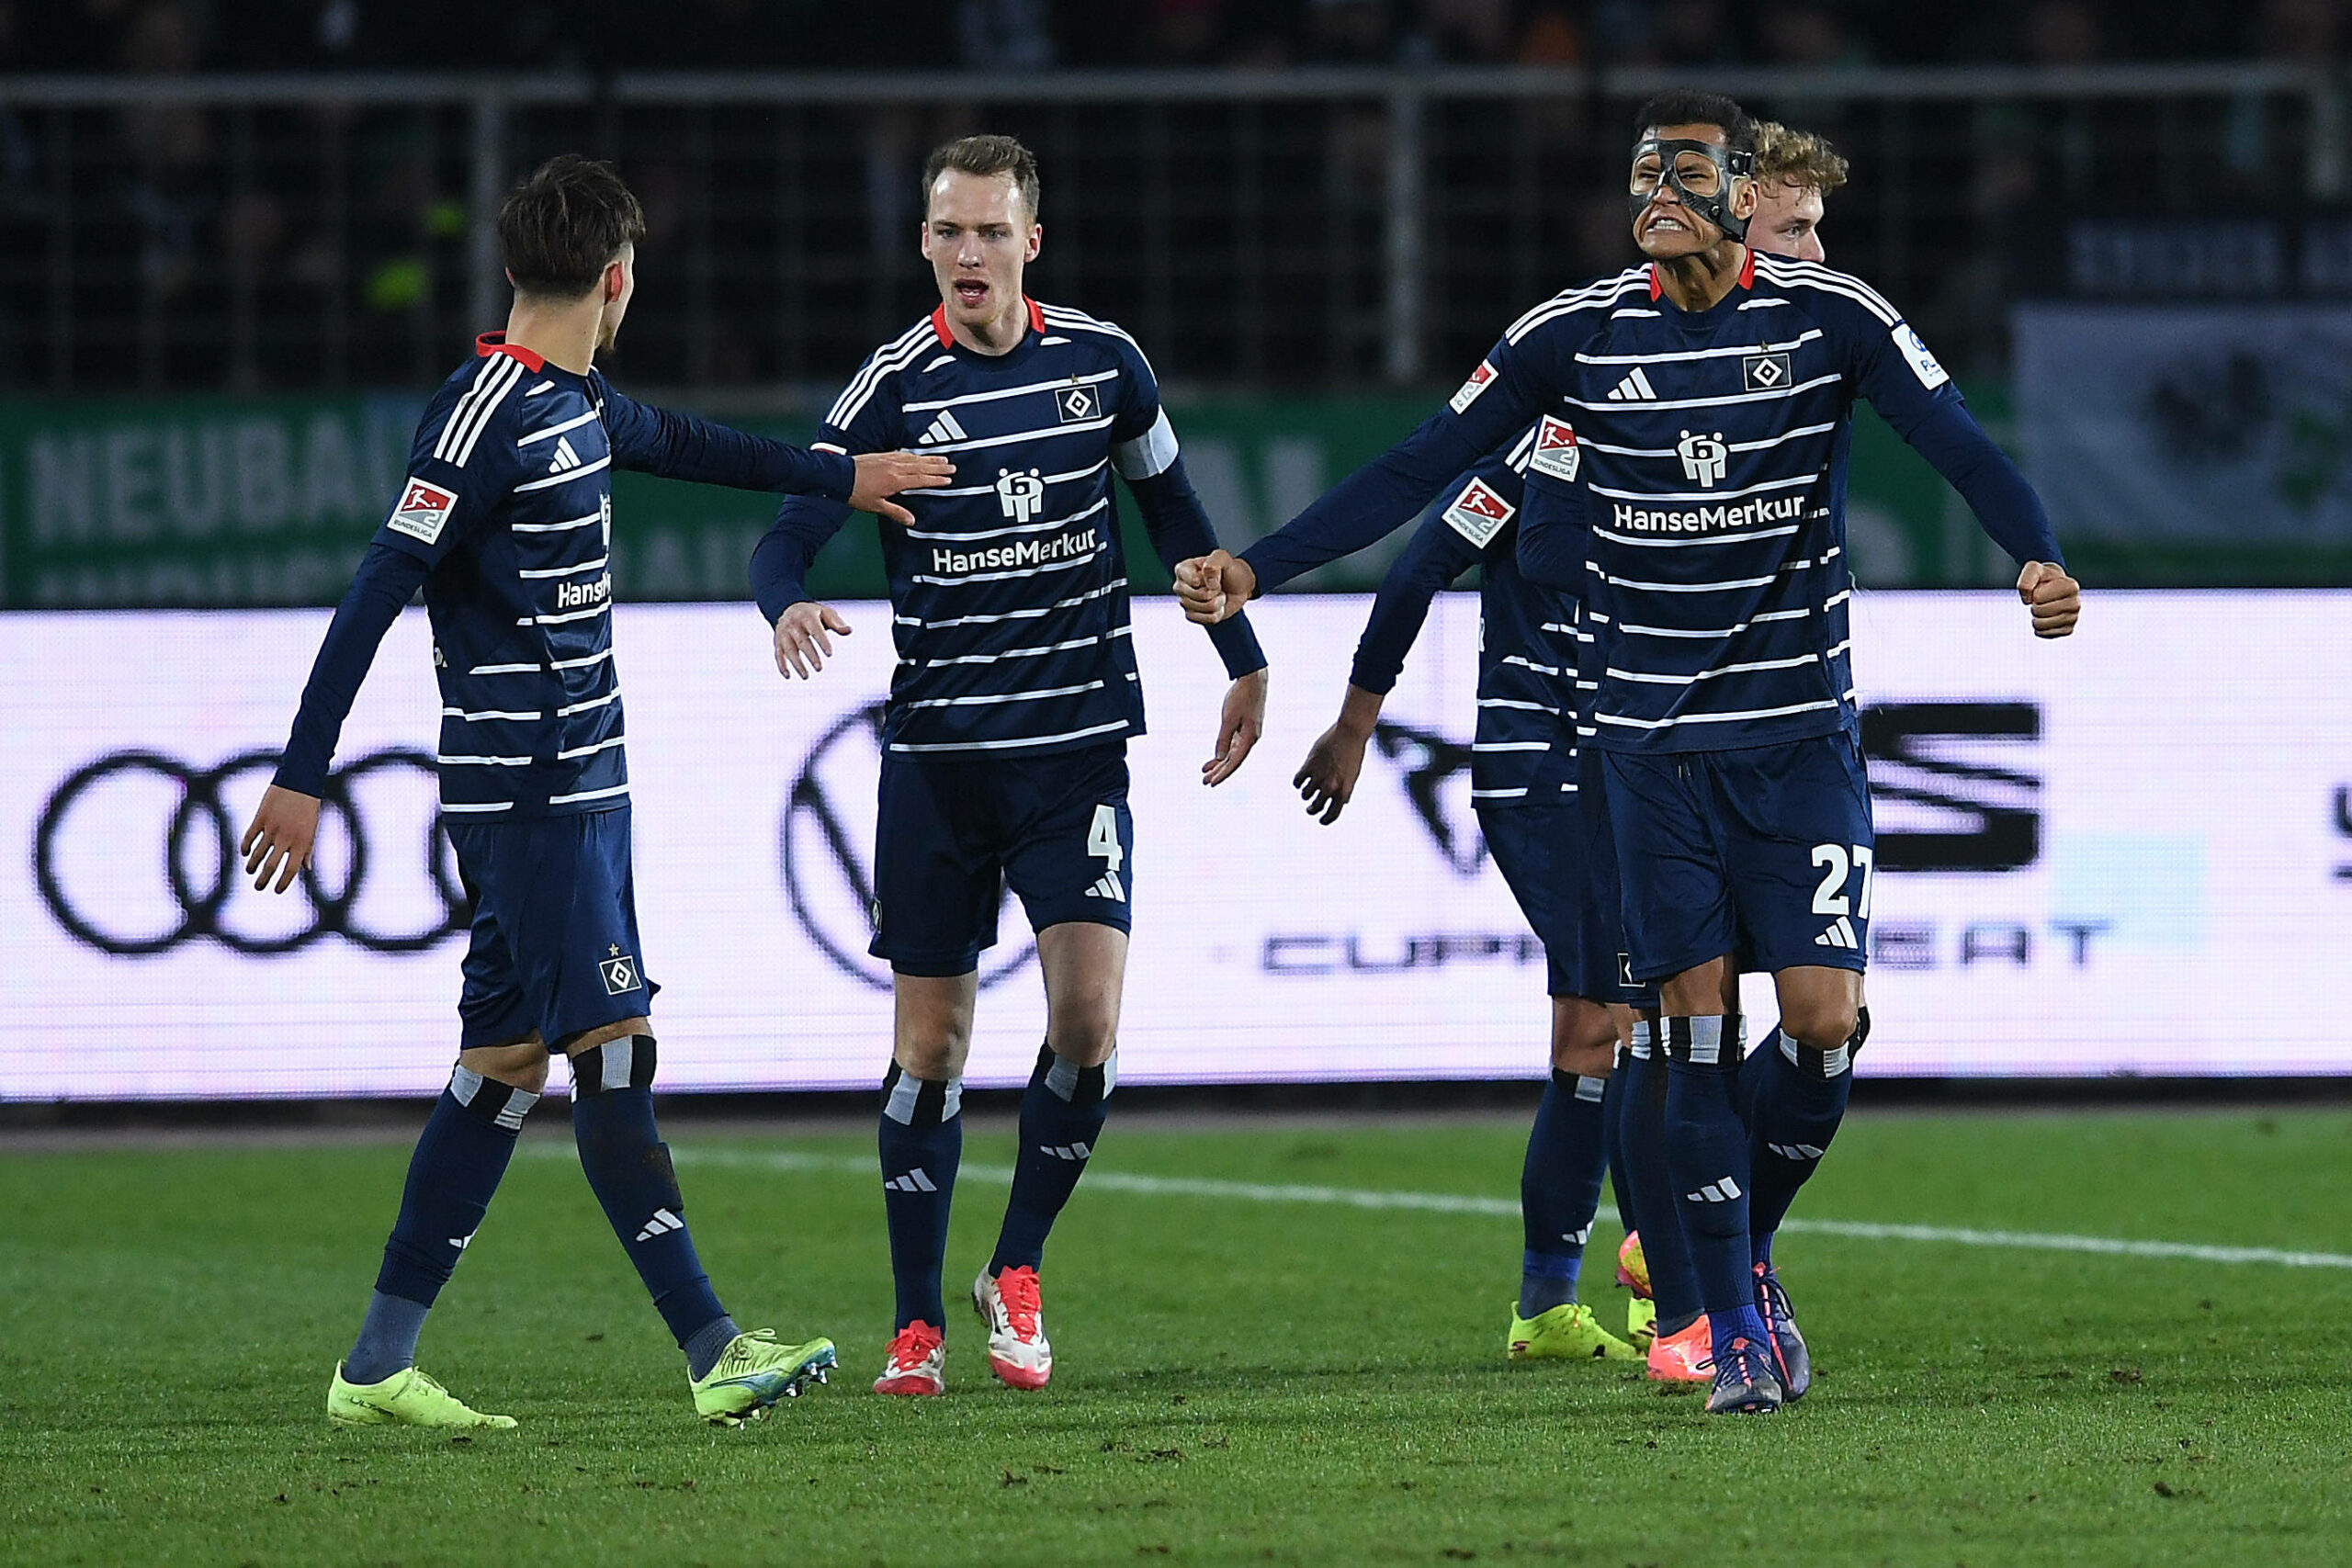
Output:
[548,434,583,474]
[1605,367,1659,401]
[525,379,556,397]
[1684,1178,1743,1203]
[884,1169,938,1193]
[1038,1142,1092,1161]
[919,409,967,446]
[1815,916,1860,951]
[635,1207,684,1242]
[1084,871,1125,902]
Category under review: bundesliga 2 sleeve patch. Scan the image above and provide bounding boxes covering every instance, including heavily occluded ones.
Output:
[1442,476,1516,547]
[388,478,458,546]
[1893,322,1951,389]
[1449,360,1497,413]
[1527,415,1580,483]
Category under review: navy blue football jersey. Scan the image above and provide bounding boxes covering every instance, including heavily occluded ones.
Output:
[371,334,849,817]
[1247,254,2061,759]
[1348,427,1579,806]
[777,299,1190,758]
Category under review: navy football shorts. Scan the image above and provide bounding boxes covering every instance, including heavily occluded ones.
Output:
[1478,773,1658,1009]
[445,806,657,1051]
[1600,731,1875,984]
[870,741,1135,977]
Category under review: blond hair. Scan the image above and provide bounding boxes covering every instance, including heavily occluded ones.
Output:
[1753,122,1849,195]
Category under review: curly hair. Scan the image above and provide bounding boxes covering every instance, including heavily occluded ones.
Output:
[1753,122,1850,195]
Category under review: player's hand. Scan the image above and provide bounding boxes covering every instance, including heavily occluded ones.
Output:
[1294,718,1372,825]
[1204,668,1268,786]
[239,784,322,895]
[774,601,852,678]
[1174,549,1256,625]
[2016,560,2080,639]
[849,451,955,526]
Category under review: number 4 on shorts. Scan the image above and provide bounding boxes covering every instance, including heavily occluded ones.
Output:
[1083,804,1125,903]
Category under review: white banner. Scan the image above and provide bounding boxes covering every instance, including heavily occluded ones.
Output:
[6,592,2351,1100]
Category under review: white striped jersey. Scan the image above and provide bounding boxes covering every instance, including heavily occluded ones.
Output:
[1348,428,1580,805]
[373,334,852,816]
[1468,254,1979,752]
[800,299,1184,757]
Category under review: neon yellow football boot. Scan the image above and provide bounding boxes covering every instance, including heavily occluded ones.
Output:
[1626,1295,1657,1350]
[1506,1302,1641,1362]
[689,1329,837,1425]
[327,1363,517,1429]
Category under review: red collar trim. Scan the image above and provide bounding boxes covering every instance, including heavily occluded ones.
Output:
[929,297,1047,350]
[1738,245,1757,289]
[475,332,547,373]
[1647,265,1662,301]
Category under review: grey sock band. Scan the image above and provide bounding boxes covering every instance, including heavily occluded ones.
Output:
[345,1290,432,1386]
[881,1063,963,1126]
[450,1066,538,1130]
[1041,1044,1116,1105]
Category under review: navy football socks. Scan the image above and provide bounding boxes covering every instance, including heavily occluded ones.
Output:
[879,1061,964,1330]
[1744,1009,1865,1267]
[990,1043,1114,1276]
[1659,1015,1771,1353]
[569,1036,732,1360]
[1518,1067,1608,1317]
[1623,1023,1702,1336]
[348,1066,537,1384]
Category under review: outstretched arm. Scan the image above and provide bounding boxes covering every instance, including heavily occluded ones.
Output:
[243,541,431,891]
[598,386,952,522]
[1174,341,1553,621]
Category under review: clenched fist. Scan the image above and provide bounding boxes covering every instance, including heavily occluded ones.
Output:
[2016,561,2080,639]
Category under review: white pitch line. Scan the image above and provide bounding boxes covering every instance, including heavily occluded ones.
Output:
[526,1145,2352,1272]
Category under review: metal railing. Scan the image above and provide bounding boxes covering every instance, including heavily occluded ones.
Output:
[0,63,2343,395]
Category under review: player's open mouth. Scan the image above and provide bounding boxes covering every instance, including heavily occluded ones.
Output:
[954,280,989,308]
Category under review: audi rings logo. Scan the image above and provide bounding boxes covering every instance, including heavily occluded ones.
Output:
[780,703,1034,992]
[35,748,467,957]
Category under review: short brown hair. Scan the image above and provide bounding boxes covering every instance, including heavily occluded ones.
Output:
[497,154,647,299]
[1753,122,1850,196]
[921,134,1041,223]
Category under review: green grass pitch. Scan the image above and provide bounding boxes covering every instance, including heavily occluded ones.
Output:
[4,1106,2350,1565]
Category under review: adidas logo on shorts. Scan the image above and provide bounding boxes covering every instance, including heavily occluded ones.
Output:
[1084,872,1125,901]
[1815,916,1860,951]
[1683,1177,1743,1203]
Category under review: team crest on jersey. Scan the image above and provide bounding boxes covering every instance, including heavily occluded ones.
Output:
[1742,351,1792,391]
[1442,477,1515,548]
[1677,430,1729,489]
[1894,323,1950,389]
[1055,384,1101,423]
[995,468,1046,523]
[1527,415,1579,483]
[388,478,458,545]
[1450,360,1497,413]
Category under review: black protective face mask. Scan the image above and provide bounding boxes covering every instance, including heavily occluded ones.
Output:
[1627,137,1755,243]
